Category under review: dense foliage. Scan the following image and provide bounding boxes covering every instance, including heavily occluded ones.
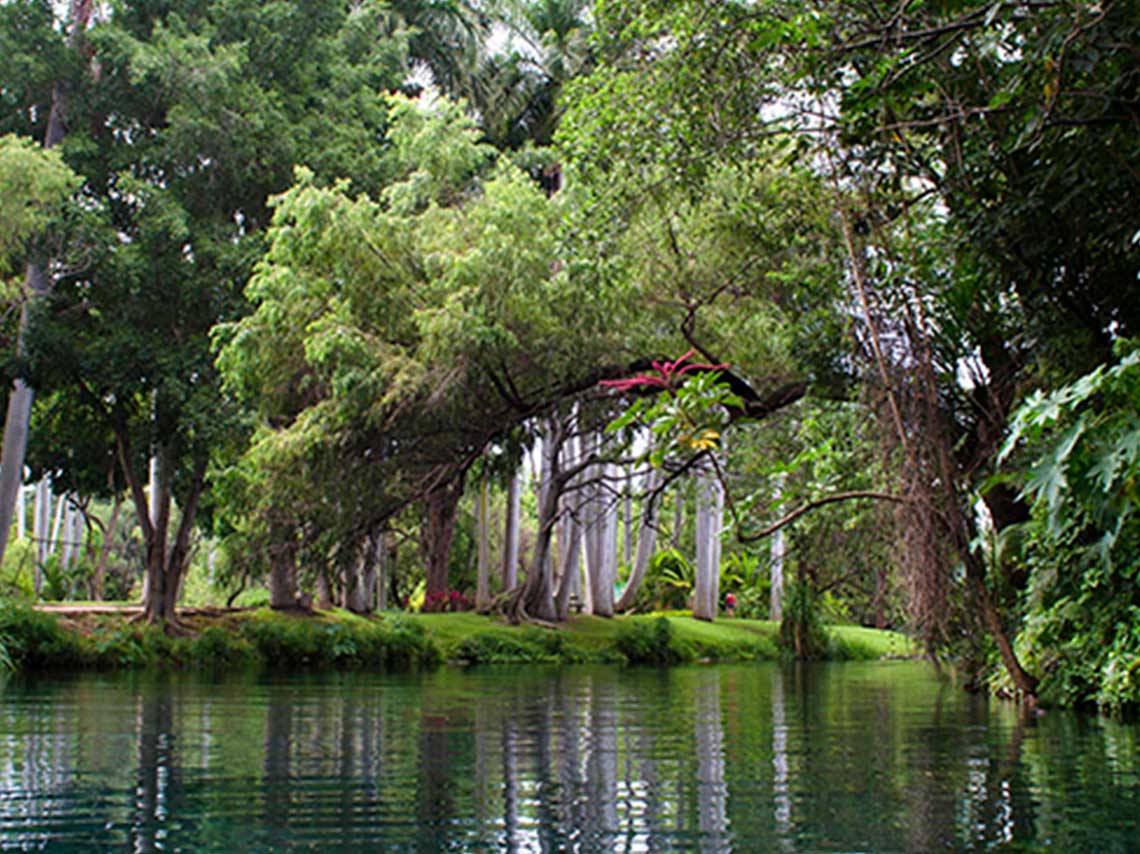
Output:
[0,0,1135,710]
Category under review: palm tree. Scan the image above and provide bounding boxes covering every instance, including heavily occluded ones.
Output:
[469,0,592,149]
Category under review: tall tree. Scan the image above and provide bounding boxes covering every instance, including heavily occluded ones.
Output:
[0,0,92,569]
[17,0,412,625]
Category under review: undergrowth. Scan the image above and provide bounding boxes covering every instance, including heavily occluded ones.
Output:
[0,603,439,672]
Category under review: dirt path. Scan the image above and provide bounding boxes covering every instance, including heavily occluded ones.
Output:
[32,603,246,618]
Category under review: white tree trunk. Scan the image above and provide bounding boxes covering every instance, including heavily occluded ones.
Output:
[672,490,684,547]
[589,454,618,617]
[34,478,50,575]
[476,474,491,610]
[770,473,787,622]
[502,467,521,591]
[17,478,26,541]
[615,466,663,612]
[693,464,722,621]
[623,472,633,567]
[50,494,67,557]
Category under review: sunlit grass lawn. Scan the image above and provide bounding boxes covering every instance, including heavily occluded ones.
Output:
[400,610,915,662]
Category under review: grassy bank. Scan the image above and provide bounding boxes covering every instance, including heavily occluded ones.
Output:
[0,603,916,674]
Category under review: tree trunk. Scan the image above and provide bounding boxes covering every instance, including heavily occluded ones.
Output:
[476,473,491,611]
[268,538,300,610]
[423,478,462,599]
[378,532,391,611]
[521,428,559,620]
[554,512,583,620]
[33,477,50,594]
[554,422,583,619]
[92,495,121,601]
[769,473,787,622]
[615,468,662,612]
[965,545,1039,696]
[502,467,521,591]
[585,440,617,617]
[316,570,333,610]
[344,554,370,614]
[693,464,722,621]
[0,0,94,570]
[17,477,25,542]
[362,531,380,612]
[672,490,683,548]
[124,432,207,628]
[623,473,633,567]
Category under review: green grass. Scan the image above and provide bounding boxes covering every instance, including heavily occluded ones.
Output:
[403,612,914,665]
[829,624,917,660]
[0,602,917,673]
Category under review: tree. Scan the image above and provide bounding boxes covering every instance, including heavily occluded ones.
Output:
[0,0,93,571]
[218,93,629,605]
[14,0,412,625]
[559,0,1139,691]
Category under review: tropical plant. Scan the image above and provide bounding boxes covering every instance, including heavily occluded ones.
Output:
[999,343,1140,711]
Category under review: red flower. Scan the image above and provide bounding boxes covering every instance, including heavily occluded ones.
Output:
[600,349,728,394]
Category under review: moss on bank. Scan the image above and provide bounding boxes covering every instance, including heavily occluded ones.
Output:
[0,602,916,673]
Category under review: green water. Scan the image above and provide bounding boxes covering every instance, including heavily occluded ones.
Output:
[0,662,1137,852]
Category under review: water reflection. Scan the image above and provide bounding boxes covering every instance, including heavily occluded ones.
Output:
[1,663,1139,851]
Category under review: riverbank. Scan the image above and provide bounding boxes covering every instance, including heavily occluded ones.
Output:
[0,603,916,673]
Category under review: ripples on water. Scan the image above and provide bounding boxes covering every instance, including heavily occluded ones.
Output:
[1,662,1138,852]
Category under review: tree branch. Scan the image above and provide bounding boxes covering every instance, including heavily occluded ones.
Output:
[737,491,907,543]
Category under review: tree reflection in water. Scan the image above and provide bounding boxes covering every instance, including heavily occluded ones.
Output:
[1,663,1139,851]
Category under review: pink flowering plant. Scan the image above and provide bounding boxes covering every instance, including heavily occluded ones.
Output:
[601,350,742,466]
[421,588,474,613]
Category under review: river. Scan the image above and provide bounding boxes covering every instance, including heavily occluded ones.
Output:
[1,662,1137,851]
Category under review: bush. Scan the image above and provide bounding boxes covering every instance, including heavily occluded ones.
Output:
[0,600,85,668]
[187,626,256,668]
[627,550,696,612]
[421,589,474,613]
[733,586,770,620]
[778,581,829,660]
[238,611,440,670]
[616,617,694,666]
[455,632,551,664]
[453,628,594,665]
[0,540,36,600]
[0,633,12,671]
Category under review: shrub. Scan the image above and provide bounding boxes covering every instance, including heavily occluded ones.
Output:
[733,586,770,620]
[0,600,85,668]
[238,611,440,670]
[616,617,694,665]
[0,540,36,600]
[455,632,550,664]
[778,580,829,660]
[0,633,12,671]
[188,626,255,668]
[421,589,474,613]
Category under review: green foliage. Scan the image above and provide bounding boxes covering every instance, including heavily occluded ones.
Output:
[1000,346,1140,712]
[624,548,694,612]
[779,580,829,661]
[186,626,255,668]
[238,611,440,670]
[0,600,84,669]
[454,628,592,665]
[731,585,770,621]
[0,539,36,600]
[615,617,694,666]
[0,133,80,278]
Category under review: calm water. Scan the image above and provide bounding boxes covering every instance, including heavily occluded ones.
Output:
[1,662,1138,852]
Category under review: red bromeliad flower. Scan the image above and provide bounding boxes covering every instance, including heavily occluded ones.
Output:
[599,349,728,394]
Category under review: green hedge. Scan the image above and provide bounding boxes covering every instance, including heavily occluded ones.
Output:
[0,603,440,673]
